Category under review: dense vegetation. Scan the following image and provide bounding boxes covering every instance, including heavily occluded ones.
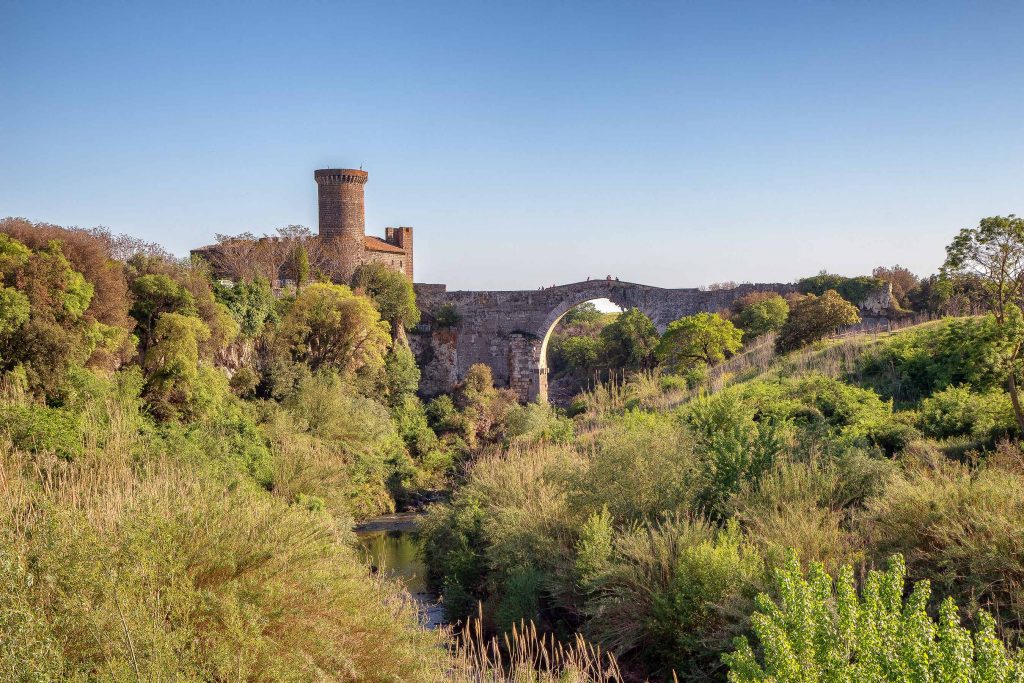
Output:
[2,213,1023,681]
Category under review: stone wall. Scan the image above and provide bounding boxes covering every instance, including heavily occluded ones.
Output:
[412,279,799,402]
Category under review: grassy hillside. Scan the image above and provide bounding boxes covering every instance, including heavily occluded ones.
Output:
[423,318,1024,681]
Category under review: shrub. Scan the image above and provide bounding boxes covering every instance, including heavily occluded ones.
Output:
[434,303,461,328]
[228,366,259,397]
[735,293,789,340]
[0,404,84,460]
[858,316,1009,401]
[776,290,860,352]
[918,385,1016,441]
[686,392,791,519]
[863,461,1024,640]
[575,409,696,521]
[585,517,764,680]
[724,552,1024,683]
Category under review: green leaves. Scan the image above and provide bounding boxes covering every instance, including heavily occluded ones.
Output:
[657,312,743,374]
[724,551,1024,683]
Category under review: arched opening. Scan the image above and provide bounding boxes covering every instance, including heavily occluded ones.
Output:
[539,298,623,405]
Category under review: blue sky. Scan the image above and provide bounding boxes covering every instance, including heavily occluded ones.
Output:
[2,1,1022,290]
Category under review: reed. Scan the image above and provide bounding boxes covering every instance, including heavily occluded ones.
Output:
[449,605,624,682]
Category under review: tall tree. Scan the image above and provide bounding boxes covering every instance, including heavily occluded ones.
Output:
[275,283,391,376]
[599,308,659,371]
[350,262,421,335]
[942,214,1024,431]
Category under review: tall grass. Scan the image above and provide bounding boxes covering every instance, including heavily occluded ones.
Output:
[0,387,447,681]
[449,606,624,683]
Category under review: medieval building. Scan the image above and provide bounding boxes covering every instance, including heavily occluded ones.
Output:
[192,168,413,285]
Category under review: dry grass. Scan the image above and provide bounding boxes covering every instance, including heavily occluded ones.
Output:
[449,605,624,683]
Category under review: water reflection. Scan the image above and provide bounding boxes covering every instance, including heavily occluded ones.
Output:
[356,523,444,629]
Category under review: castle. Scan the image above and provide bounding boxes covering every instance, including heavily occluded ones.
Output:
[314,168,413,282]
[193,168,413,285]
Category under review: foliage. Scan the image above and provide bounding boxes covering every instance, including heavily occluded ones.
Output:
[858,315,1012,401]
[142,312,214,420]
[130,273,197,348]
[917,385,1015,441]
[735,293,789,340]
[686,392,791,519]
[0,403,84,460]
[213,277,275,338]
[382,343,421,404]
[434,303,461,328]
[599,307,659,372]
[657,312,743,374]
[586,517,764,679]
[798,271,886,304]
[724,552,1024,683]
[864,459,1024,640]
[873,264,920,308]
[275,282,391,378]
[777,290,860,352]
[942,214,1024,432]
[351,261,421,330]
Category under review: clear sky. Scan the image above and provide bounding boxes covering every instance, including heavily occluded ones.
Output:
[2,1,1022,290]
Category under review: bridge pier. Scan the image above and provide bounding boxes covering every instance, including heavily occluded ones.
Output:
[413,280,797,403]
[508,333,546,402]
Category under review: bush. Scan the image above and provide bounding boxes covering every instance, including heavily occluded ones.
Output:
[584,517,764,680]
[776,290,860,352]
[0,403,83,460]
[724,552,1024,683]
[918,385,1016,441]
[434,303,461,328]
[858,316,1009,401]
[863,461,1024,640]
[686,392,791,519]
[0,456,443,681]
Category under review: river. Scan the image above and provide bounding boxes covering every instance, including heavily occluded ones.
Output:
[355,513,445,629]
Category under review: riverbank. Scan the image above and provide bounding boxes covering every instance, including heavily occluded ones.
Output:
[355,513,445,629]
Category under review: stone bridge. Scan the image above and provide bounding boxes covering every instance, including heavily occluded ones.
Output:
[410,280,795,402]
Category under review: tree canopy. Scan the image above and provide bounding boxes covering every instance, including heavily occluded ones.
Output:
[276,282,391,377]
[351,261,421,332]
[657,312,742,373]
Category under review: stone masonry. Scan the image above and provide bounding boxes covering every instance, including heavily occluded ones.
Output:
[410,279,798,402]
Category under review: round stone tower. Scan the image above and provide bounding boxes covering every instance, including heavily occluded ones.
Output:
[315,168,368,279]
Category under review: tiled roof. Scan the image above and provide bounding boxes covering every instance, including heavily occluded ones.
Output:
[364,236,406,254]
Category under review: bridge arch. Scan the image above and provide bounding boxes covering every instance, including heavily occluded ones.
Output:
[412,280,796,403]
[534,290,664,404]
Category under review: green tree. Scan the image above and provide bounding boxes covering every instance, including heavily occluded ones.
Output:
[562,301,603,326]
[798,271,885,305]
[293,243,310,292]
[599,308,659,372]
[657,312,742,373]
[130,273,197,350]
[776,290,860,352]
[276,282,391,377]
[0,287,29,337]
[213,277,276,338]
[351,262,420,333]
[735,294,789,340]
[724,552,1024,683]
[142,312,212,419]
[942,215,1024,432]
[558,335,603,376]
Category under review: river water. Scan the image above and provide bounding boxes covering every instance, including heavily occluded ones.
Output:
[355,513,445,629]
